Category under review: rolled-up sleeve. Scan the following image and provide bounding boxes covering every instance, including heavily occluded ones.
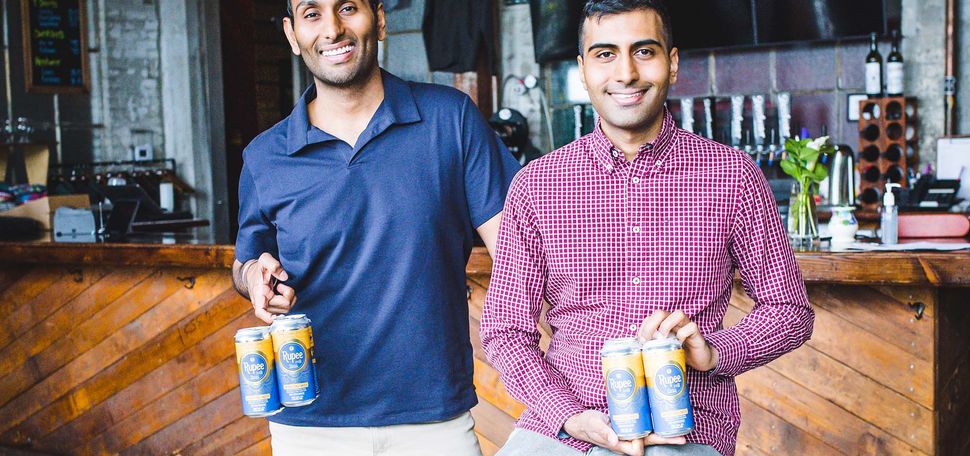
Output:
[707,159,815,378]
[480,167,586,434]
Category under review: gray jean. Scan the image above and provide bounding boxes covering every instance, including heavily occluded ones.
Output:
[496,429,722,456]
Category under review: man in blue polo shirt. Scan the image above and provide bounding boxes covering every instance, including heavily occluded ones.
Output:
[231,0,520,453]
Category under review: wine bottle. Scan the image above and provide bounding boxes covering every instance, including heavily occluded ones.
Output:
[886,30,904,97]
[866,32,883,98]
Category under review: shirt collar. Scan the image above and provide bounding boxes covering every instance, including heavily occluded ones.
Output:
[285,70,422,155]
[587,108,678,174]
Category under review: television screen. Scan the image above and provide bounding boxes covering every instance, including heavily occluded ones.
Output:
[756,0,888,44]
[668,0,755,50]
[670,0,902,51]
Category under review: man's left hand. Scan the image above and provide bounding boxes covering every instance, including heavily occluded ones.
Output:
[637,310,718,372]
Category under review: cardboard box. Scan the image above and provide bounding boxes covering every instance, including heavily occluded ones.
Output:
[0,195,90,231]
[0,144,50,186]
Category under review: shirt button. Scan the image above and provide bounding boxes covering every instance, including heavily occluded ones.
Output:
[632,277,642,285]
[632,226,641,233]
[631,177,641,184]
[611,150,619,158]
[629,324,638,332]
[605,164,613,172]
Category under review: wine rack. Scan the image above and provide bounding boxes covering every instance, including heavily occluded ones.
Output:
[857,96,918,208]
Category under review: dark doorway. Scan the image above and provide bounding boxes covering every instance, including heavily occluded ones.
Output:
[220,0,302,239]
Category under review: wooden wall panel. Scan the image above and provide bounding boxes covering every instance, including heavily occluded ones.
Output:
[0,263,963,456]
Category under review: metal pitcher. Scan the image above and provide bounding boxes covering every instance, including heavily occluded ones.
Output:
[829,145,857,207]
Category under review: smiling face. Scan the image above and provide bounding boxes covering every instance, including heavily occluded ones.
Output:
[578,8,678,138]
[283,0,386,88]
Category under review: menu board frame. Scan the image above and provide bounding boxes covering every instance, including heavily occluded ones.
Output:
[21,0,91,94]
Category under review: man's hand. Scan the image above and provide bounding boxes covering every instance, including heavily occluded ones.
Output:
[563,411,685,455]
[637,310,718,372]
[240,253,297,324]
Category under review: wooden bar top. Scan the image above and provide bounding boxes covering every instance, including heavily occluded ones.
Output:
[1,239,969,287]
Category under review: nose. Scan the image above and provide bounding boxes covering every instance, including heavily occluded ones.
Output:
[319,9,344,42]
[614,53,639,86]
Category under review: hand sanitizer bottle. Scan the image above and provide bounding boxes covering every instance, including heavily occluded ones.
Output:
[881,183,901,245]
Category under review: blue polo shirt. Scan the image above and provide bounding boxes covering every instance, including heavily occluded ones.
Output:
[235,71,520,427]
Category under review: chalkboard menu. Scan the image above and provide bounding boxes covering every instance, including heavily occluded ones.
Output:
[21,0,90,93]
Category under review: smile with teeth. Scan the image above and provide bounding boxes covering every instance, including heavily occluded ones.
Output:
[321,45,354,57]
[611,91,645,99]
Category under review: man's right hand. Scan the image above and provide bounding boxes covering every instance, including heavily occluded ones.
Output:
[563,410,686,456]
[242,253,297,324]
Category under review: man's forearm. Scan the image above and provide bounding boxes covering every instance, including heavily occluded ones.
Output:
[232,259,255,299]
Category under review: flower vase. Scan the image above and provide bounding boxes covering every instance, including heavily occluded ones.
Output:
[788,181,819,249]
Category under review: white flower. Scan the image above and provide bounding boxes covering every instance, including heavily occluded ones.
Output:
[807,136,830,151]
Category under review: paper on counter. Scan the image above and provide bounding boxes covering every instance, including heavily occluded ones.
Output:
[842,241,970,251]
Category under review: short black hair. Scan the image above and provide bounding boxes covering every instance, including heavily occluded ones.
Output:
[578,0,674,55]
[285,0,382,19]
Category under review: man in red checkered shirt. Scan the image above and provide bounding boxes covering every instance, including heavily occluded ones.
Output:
[480,1,814,455]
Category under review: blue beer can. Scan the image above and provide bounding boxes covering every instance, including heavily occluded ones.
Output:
[601,337,653,439]
[270,314,319,406]
[234,326,283,417]
[641,337,695,437]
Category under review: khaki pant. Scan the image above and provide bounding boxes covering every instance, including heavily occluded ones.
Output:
[269,412,482,456]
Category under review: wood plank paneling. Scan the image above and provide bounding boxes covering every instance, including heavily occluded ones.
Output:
[0,270,230,439]
[736,365,923,454]
[2,286,244,446]
[0,267,109,350]
[43,313,256,453]
[0,269,190,409]
[731,285,934,408]
[176,415,270,455]
[237,438,272,456]
[809,285,934,359]
[0,268,154,375]
[736,397,842,455]
[726,304,934,453]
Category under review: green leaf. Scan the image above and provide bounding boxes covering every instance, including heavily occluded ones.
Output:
[802,148,821,168]
[812,165,829,182]
[780,159,800,179]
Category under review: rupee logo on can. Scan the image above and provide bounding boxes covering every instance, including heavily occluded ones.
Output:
[642,338,695,437]
[601,338,652,439]
[235,327,283,418]
[271,315,319,407]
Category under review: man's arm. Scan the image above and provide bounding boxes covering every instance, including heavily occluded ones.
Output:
[480,171,591,434]
[235,164,298,324]
[475,212,502,258]
[705,159,815,377]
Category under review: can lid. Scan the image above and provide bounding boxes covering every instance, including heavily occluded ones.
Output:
[235,326,271,342]
[641,335,682,351]
[270,314,309,331]
[600,337,641,356]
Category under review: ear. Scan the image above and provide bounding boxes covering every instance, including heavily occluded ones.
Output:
[282,17,301,56]
[376,3,387,41]
[577,55,588,91]
[668,47,680,85]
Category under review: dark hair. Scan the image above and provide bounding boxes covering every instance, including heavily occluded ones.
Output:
[285,0,382,20]
[578,0,674,55]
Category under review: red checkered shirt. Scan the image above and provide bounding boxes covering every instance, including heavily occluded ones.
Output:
[480,110,814,456]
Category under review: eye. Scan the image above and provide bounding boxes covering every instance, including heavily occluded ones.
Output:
[635,48,656,57]
[339,4,357,14]
[303,11,319,19]
[596,51,615,59]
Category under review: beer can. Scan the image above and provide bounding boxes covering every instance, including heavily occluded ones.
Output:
[600,337,653,439]
[234,326,283,417]
[641,337,695,437]
[270,314,319,407]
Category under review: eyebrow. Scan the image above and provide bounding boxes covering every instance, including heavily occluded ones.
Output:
[586,38,664,54]
[295,0,320,11]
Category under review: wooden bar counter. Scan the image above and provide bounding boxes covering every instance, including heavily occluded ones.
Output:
[0,239,967,455]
